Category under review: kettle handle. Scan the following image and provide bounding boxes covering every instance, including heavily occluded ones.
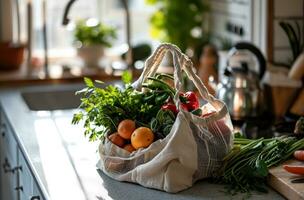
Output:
[231,42,266,80]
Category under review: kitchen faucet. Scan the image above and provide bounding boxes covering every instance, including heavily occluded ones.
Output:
[62,0,133,70]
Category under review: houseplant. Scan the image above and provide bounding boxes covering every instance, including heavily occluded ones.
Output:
[146,0,209,53]
[74,19,117,68]
[146,0,209,91]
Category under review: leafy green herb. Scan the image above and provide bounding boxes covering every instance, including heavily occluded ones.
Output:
[215,136,304,195]
[150,109,176,139]
[84,77,94,87]
[72,77,172,142]
[122,70,133,85]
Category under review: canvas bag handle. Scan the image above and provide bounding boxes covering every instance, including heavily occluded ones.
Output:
[132,43,220,109]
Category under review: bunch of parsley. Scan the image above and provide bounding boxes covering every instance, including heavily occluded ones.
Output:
[72,77,161,141]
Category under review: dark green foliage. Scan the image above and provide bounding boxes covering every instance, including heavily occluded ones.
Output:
[121,71,133,85]
[146,0,209,52]
[72,75,176,142]
[74,20,117,47]
[150,109,175,139]
[215,136,304,195]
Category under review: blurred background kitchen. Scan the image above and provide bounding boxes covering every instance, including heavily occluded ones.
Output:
[0,1,304,199]
[0,0,303,136]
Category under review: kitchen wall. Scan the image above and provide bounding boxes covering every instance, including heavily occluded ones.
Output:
[209,0,304,65]
[0,0,13,42]
[0,0,2,40]
[271,0,303,65]
[209,0,268,55]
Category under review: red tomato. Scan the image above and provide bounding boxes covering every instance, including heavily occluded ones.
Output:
[161,103,178,114]
[283,165,304,175]
[180,91,200,111]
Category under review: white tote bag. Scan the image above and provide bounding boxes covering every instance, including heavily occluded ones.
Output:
[97,43,233,193]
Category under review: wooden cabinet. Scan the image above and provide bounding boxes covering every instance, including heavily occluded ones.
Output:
[0,108,46,200]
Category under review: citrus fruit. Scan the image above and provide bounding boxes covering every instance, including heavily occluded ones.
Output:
[108,132,125,147]
[123,144,136,153]
[131,127,154,149]
[118,119,136,140]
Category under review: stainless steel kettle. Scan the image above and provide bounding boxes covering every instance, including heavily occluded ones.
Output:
[217,42,266,120]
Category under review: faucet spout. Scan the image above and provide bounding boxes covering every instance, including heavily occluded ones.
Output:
[62,0,77,25]
[120,0,133,70]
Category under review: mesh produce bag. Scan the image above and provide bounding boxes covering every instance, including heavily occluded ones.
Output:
[97,43,234,193]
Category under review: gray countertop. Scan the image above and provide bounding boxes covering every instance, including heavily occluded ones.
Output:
[0,83,284,200]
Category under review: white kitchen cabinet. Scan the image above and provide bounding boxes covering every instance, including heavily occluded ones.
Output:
[0,109,3,197]
[18,149,33,200]
[0,108,46,200]
[0,156,18,200]
[18,149,45,200]
[0,111,18,200]
[31,181,45,200]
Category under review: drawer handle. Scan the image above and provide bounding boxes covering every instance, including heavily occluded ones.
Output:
[2,158,15,173]
[14,165,22,172]
[14,186,23,191]
[30,196,40,200]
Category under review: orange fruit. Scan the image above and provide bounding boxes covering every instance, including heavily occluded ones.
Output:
[108,132,125,147]
[123,144,136,153]
[118,119,136,140]
[131,127,154,149]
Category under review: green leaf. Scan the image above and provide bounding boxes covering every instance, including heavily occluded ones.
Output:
[191,108,202,116]
[234,131,245,138]
[255,160,268,177]
[122,70,132,84]
[84,77,94,88]
[72,112,83,124]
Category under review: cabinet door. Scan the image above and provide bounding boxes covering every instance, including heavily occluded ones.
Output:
[18,150,33,200]
[0,109,4,198]
[0,112,18,200]
[30,181,45,200]
[0,151,18,200]
[0,110,6,160]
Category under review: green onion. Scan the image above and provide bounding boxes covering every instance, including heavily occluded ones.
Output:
[215,136,304,195]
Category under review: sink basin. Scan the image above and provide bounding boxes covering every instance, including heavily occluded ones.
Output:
[21,81,123,111]
[22,90,81,111]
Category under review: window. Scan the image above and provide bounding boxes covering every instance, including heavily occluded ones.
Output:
[27,0,155,60]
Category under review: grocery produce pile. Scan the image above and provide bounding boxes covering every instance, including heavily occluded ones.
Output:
[215,133,304,195]
[72,74,207,152]
[72,74,304,196]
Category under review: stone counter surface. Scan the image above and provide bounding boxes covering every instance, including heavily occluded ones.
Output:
[0,83,284,200]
